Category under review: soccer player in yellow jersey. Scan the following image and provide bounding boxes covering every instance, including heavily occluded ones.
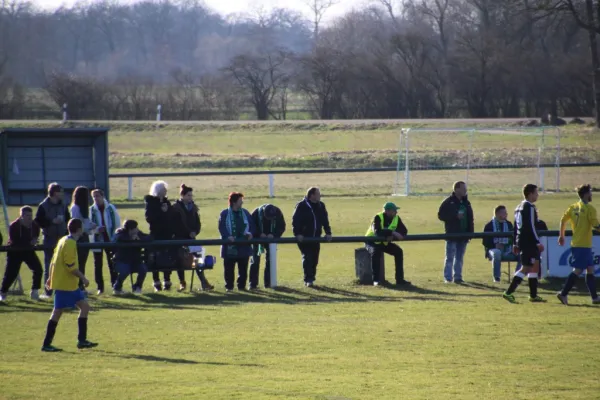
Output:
[557,184,600,306]
[41,219,98,352]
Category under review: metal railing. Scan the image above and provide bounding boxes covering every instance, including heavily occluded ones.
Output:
[0,230,582,253]
[109,163,600,200]
[2,230,590,290]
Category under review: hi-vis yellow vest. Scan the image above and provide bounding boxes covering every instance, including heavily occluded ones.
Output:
[365,212,399,245]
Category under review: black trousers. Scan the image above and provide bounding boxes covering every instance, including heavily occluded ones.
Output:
[1,251,43,292]
[93,250,117,292]
[249,245,271,288]
[77,235,90,290]
[152,270,172,283]
[223,257,250,290]
[366,243,405,283]
[298,243,320,283]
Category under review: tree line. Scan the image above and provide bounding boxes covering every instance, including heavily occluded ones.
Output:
[1,0,599,124]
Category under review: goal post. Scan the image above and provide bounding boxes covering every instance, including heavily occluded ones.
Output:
[392,126,561,196]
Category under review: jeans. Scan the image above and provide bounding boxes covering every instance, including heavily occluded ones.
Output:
[43,237,57,296]
[488,249,520,280]
[443,240,468,281]
[114,262,147,291]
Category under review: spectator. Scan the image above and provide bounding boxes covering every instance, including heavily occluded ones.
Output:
[35,182,70,298]
[172,184,213,291]
[438,181,474,284]
[112,220,150,295]
[218,192,255,292]
[144,180,174,292]
[292,187,333,288]
[70,186,96,292]
[483,205,521,283]
[364,202,410,286]
[89,189,121,295]
[249,204,286,289]
[0,206,43,301]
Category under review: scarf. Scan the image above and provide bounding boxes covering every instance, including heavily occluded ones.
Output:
[258,205,276,254]
[225,208,249,256]
[492,218,511,248]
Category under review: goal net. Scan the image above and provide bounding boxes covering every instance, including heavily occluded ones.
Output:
[392,127,561,196]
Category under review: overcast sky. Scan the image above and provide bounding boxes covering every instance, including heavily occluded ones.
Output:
[31,0,373,22]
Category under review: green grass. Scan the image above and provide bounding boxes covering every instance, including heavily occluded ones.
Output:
[107,166,600,201]
[2,120,599,169]
[2,193,600,399]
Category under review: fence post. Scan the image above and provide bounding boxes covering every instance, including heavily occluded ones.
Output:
[61,103,68,123]
[269,243,277,288]
[156,105,162,122]
[128,177,133,201]
[268,174,275,198]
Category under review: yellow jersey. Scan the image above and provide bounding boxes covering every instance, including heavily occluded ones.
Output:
[49,236,80,291]
[560,201,600,248]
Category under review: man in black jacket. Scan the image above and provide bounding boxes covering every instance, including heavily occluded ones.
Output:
[112,220,151,295]
[482,205,520,282]
[292,187,332,287]
[35,182,70,298]
[249,204,286,289]
[438,181,474,284]
[365,202,410,286]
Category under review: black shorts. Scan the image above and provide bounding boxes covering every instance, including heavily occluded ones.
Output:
[520,247,540,266]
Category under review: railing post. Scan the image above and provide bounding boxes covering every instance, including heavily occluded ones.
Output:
[269,243,277,288]
[128,176,133,201]
[268,174,275,198]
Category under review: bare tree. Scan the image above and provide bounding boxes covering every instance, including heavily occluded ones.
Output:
[223,49,293,120]
[530,0,600,127]
[305,0,338,39]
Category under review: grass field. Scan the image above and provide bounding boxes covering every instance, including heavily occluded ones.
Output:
[1,193,600,400]
[2,120,599,170]
[109,166,600,200]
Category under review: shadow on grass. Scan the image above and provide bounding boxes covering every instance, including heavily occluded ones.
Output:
[0,283,498,314]
[538,278,590,293]
[460,281,505,292]
[0,296,53,314]
[96,350,263,367]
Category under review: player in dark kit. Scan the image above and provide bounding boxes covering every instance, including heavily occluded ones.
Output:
[502,184,546,303]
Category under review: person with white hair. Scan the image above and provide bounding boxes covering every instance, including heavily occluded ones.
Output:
[144,180,175,291]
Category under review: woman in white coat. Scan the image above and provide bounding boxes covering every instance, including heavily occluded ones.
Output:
[90,189,121,295]
[69,186,97,292]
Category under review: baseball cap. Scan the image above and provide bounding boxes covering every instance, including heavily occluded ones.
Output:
[383,202,399,211]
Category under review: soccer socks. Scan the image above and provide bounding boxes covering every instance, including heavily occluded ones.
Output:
[78,317,88,342]
[527,273,538,298]
[585,274,598,299]
[561,272,578,296]
[506,272,525,294]
[43,320,58,347]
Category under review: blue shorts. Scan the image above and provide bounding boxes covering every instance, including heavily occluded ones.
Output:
[571,247,594,270]
[54,289,86,309]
